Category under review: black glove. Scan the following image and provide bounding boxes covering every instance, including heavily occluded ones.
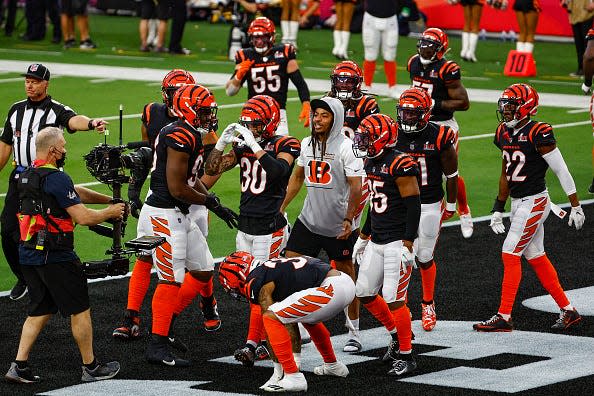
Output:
[129,198,143,219]
[205,193,239,229]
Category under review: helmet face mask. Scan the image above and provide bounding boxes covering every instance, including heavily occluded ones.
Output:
[417,38,442,65]
[330,60,363,101]
[352,128,371,158]
[397,87,432,133]
[194,105,218,133]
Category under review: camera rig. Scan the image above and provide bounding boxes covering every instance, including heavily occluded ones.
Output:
[81,105,164,279]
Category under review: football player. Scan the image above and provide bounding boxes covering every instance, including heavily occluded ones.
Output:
[408,27,473,238]
[218,251,354,392]
[361,0,399,97]
[204,95,301,366]
[351,113,421,377]
[138,84,238,366]
[580,27,594,193]
[391,88,458,332]
[225,16,311,135]
[474,83,585,332]
[113,70,222,342]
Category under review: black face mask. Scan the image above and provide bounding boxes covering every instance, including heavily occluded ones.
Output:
[56,151,66,168]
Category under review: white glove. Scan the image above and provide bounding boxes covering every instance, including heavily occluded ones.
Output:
[401,245,416,268]
[490,211,506,234]
[582,83,591,95]
[235,123,263,153]
[352,236,369,264]
[215,123,238,151]
[568,205,585,230]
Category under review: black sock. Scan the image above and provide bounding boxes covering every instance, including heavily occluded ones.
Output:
[390,332,398,341]
[15,360,28,370]
[84,358,98,370]
[422,300,433,305]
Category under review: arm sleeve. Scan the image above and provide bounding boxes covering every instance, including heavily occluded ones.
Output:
[288,69,310,103]
[56,103,77,133]
[542,148,577,196]
[403,195,421,242]
[258,153,291,180]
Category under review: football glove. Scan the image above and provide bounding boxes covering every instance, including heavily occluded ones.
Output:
[235,59,255,81]
[205,193,239,229]
[581,82,591,95]
[401,245,416,268]
[129,198,143,219]
[490,211,506,234]
[215,123,238,151]
[568,205,585,230]
[299,101,311,128]
[352,236,369,264]
[235,123,263,153]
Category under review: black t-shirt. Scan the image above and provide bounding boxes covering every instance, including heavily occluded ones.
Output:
[365,0,399,18]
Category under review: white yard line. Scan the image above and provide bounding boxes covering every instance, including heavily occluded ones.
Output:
[567,108,590,114]
[529,79,581,86]
[90,78,116,84]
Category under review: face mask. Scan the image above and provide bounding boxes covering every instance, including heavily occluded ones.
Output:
[56,150,66,168]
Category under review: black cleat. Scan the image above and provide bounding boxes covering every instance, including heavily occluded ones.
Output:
[146,335,190,367]
[199,296,222,332]
[112,311,142,340]
[473,314,513,332]
[255,342,270,361]
[551,308,582,331]
[234,345,256,367]
[387,355,417,376]
[382,338,400,363]
[9,280,27,301]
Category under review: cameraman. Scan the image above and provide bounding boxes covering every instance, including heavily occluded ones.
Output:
[5,127,124,383]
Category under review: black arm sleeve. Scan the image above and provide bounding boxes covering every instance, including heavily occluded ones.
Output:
[288,70,310,103]
[258,153,291,180]
[402,195,421,242]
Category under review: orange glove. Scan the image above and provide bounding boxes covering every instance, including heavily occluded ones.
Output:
[299,101,311,127]
[235,59,255,81]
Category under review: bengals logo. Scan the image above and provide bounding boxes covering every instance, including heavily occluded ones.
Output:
[306,160,332,185]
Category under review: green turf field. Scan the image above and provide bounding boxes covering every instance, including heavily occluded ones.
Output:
[0,13,591,291]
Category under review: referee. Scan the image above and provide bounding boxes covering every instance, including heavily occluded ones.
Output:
[0,63,107,300]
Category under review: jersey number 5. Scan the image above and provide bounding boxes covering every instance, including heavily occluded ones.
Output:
[412,80,434,96]
[368,180,388,213]
[503,150,526,182]
[251,65,281,93]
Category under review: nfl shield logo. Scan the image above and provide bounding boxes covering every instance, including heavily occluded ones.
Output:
[30,64,39,72]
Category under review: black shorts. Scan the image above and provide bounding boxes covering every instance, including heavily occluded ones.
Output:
[285,218,358,261]
[21,259,90,317]
[61,0,89,16]
[140,0,170,20]
[513,0,541,13]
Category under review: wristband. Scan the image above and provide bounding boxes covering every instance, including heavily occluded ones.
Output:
[491,198,506,213]
[343,217,352,225]
[88,119,95,130]
[445,170,458,179]
[445,202,456,212]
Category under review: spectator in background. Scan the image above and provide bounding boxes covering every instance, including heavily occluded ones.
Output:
[281,0,300,45]
[1,0,18,37]
[22,0,61,43]
[299,0,320,29]
[449,0,483,62]
[139,0,169,52]
[332,0,356,59]
[563,0,594,77]
[61,0,96,49]
[169,0,190,55]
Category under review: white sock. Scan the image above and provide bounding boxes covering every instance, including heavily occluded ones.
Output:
[516,41,525,51]
[281,20,290,42]
[524,42,534,53]
[147,19,158,46]
[273,362,283,378]
[562,304,574,311]
[461,32,469,56]
[333,30,342,54]
[469,33,478,58]
[289,21,299,42]
[499,313,511,321]
[293,352,301,369]
[340,30,350,56]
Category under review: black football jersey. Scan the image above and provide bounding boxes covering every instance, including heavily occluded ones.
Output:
[364,149,419,244]
[146,120,204,213]
[232,135,301,217]
[141,102,177,149]
[235,44,296,109]
[246,256,331,305]
[494,121,555,199]
[342,95,380,139]
[408,54,461,122]
[364,0,399,18]
[394,123,456,204]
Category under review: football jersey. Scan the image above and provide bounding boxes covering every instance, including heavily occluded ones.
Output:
[232,135,301,217]
[245,256,331,305]
[141,102,177,148]
[342,95,380,139]
[408,54,461,122]
[364,0,399,18]
[364,148,419,244]
[146,120,204,213]
[235,44,296,109]
[394,122,456,204]
[493,120,555,199]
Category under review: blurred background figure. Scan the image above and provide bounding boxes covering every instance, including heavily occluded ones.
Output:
[139,0,169,52]
[169,0,190,54]
[281,0,300,45]
[22,0,61,42]
[1,0,18,37]
[563,0,594,77]
[332,0,355,59]
[61,0,96,49]
[449,0,483,62]
[511,0,538,53]
[299,0,320,30]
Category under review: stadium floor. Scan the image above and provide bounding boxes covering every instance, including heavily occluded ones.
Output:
[0,205,592,395]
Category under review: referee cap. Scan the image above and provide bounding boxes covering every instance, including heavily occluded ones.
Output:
[22,63,50,81]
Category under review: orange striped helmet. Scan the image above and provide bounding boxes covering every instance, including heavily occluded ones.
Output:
[497,83,539,128]
[162,69,195,108]
[218,251,257,300]
[239,95,281,142]
[397,87,432,133]
[172,84,218,133]
[331,60,363,100]
[417,28,449,64]
[248,17,275,54]
[353,114,398,158]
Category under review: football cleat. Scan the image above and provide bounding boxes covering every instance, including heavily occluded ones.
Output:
[259,371,283,390]
[199,296,222,332]
[473,314,513,332]
[167,335,188,353]
[459,212,474,238]
[343,337,362,353]
[382,338,400,363]
[421,302,437,331]
[313,361,349,377]
[262,372,307,392]
[146,335,190,367]
[256,342,270,361]
[387,355,417,377]
[234,345,256,367]
[112,311,142,340]
[551,308,582,331]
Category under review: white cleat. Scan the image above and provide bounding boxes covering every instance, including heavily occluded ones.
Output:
[459,213,474,238]
[260,372,283,390]
[343,336,362,353]
[313,361,349,377]
[262,372,307,392]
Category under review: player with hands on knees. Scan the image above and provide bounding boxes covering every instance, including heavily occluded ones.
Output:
[475,83,584,334]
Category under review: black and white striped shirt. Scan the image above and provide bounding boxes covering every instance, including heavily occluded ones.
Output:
[1,96,76,167]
